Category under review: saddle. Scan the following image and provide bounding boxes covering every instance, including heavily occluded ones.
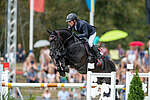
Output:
[72,33,91,55]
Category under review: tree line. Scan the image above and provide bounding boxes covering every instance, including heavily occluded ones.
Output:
[0,0,150,57]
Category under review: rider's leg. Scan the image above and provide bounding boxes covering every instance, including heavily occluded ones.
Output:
[91,45,104,67]
[88,33,103,67]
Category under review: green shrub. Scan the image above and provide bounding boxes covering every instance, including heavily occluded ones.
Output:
[128,70,144,100]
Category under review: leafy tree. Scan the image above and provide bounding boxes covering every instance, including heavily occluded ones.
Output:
[128,70,144,100]
[0,0,150,56]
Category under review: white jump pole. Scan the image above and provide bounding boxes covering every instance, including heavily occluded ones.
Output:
[125,71,130,100]
[111,72,116,99]
[87,71,92,100]
[87,71,116,100]
[0,64,3,100]
[1,82,86,88]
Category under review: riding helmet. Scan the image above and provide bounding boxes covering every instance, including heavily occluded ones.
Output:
[66,13,77,22]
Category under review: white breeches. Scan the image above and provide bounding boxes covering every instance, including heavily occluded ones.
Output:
[88,32,96,47]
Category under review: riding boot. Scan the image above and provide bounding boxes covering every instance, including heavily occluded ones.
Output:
[91,45,104,68]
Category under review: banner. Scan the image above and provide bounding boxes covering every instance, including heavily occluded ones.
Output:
[86,0,96,12]
[29,0,45,13]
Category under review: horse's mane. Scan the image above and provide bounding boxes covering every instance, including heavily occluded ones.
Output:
[55,28,72,40]
[55,28,72,35]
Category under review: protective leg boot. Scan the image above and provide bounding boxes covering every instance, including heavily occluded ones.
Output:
[63,66,69,73]
[91,46,104,68]
[92,45,102,59]
[57,66,66,77]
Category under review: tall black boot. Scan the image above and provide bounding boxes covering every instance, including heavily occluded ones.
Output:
[91,45,104,68]
[91,45,102,59]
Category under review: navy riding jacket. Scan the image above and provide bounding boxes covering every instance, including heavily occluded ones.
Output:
[68,19,96,38]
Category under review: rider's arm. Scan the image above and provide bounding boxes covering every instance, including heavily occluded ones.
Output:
[78,24,89,38]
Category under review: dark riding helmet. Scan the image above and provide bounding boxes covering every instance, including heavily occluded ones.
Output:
[66,13,77,22]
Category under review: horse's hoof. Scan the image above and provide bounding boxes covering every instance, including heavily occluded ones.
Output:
[64,67,69,73]
[60,71,66,77]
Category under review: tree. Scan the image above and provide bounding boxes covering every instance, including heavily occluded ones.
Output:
[128,70,144,100]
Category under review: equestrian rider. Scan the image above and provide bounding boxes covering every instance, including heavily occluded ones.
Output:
[66,13,103,67]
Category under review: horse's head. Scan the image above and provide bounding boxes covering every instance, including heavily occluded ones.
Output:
[47,29,61,51]
[47,28,73,50]
[47,29,56,42]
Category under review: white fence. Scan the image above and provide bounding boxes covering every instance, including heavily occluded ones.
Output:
[1,63,150,100]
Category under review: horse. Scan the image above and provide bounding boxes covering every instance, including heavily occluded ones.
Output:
[48,28,116,84]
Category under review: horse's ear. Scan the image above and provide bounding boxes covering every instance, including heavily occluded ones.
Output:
[47,29,52,34]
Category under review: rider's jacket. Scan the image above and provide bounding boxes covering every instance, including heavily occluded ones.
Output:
[68,19,96,38]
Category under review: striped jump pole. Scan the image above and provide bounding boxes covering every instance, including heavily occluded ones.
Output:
[1,82,104,88]
[1,82,85,88]
[1,82,124,89]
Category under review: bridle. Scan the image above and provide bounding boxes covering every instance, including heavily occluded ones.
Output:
[54,31,74,50]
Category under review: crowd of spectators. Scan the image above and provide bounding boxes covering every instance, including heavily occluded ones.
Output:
[20,44,85,99]
[0,41,150,100]
[21,41,150,99]
[117,44,150,85]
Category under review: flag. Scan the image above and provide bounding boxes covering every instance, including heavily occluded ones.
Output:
[29,0,45,13]
[86,0,96,12]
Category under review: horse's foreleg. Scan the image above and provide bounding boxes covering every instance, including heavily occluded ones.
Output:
[55,60,66,76]
[60,58,69,72]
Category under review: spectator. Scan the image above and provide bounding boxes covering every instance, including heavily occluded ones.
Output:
[0,57,4,64]
[22,57,30,77]
[60,76,68,83]
[28,53,38,70]
[16,43,26,62]
[47,67,56,83]
[26,67,38,83]
[23,53,38,77]
[127,46,138,65]
[68,68,77,83]
[56,71,60,82]
[37,68,47,83]
[138,46,146,66]
[58,87,70,100]
[119,68,126,85]
[142,52,150,73]
[74,72,82,83]
[69,88,81,100]
[117,44,125,58]
[121,52,129,68]
[42,88,51,100]
[39,48,51,73]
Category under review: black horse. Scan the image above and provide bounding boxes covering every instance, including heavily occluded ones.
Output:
[48,28,116,83]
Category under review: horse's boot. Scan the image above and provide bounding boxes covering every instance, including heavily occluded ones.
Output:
[91,45,104,69]
[62,65,69,73]
[57,66,66,77]
[64,66,69,72]
[61,61,69,73]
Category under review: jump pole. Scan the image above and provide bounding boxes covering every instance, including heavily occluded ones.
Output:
[87,71,116,100]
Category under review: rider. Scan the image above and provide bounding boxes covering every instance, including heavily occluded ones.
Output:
[66,13,103,67]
